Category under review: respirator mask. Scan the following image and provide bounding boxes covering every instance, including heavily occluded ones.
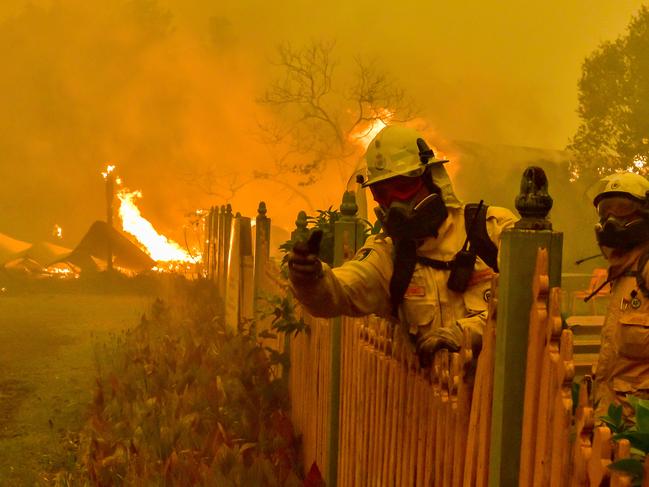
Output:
[595,216,649,250]
[375,193,448,241]
[370,174,448,241]
[595,196,649,250]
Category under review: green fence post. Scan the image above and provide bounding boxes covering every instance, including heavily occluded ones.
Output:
[217,205,225,293]
[213,206,220,282]
[239,215,254,327]
[254,202,271,313]
[220,204,233,298]
[224,212,241,331]
[489,167,563,487]
[328,191,366,487]
[203,207,212,279]
[291,210,309,243]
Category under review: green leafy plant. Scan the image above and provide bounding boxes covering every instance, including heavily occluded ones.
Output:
[257,294,310,339]
[280,205,378,272]
[600,402,626,433]
[605,397,649,486]
[56,280,304,486]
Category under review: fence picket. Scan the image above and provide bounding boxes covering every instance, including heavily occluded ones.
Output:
[424,364,436,487]
[571,375,594,486]
[611,439,632,487]
[588,426,612,485]
[549,328,574,487]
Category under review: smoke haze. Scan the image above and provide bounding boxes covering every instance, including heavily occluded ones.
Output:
[0,0,644,250]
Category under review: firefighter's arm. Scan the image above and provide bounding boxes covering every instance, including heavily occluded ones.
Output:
[485,206,518,241]
[416,276,491,368]
[457,311,486,350]
[288,235,392,318]
[485,206,518,267]
[416,312,485,368]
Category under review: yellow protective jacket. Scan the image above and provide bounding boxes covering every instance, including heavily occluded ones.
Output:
[289,205,517,338]
[594,242,649,417]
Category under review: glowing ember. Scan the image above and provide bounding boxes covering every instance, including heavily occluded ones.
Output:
[351,109,394,149]
[49,267,72,275]
[117,189,199,263]
[52,224,63,239]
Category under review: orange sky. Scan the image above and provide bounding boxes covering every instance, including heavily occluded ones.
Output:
[0,0,644,247]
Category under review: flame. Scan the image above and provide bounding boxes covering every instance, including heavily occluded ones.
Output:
[53,224,63,239]
[571,154,649,182]
[117,189,199,263]
[101,164,115,179]
[351,109,394,149]
[630,155,648,174]
[49,267,72,275]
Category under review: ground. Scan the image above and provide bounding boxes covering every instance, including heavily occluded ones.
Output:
[0,292,151,486]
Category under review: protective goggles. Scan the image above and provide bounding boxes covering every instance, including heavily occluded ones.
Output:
[597,196,644,220]
[369,176,424,207]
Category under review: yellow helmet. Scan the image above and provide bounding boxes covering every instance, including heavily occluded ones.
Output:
[589,172,649,207]
[362,125,448,187]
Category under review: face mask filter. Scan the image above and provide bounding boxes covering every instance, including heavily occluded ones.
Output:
[595,214,649,250]
[375,193,448,241]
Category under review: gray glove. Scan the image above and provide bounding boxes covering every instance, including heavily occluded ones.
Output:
[415,323,464,368]
[288,230,324,285]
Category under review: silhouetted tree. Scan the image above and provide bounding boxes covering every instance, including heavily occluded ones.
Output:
[568,6,649,183]
[188,40,417,207]
[258,40,417,186]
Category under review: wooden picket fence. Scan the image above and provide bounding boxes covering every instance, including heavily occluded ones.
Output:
[204,196,649,487]
[288,248,649,486]
[288,279,496,486]
[202,202,274,333]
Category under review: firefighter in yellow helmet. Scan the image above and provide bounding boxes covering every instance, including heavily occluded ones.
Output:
[287,125,517,366]
[590,172,649,418]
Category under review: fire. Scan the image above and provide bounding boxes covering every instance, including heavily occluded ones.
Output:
[351,109,394,149]
[101,164,115,179]
[117,189,199,263]
[52,224,63,239]
[626,154,649,175]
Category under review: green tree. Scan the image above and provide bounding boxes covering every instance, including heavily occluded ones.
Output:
[568,6,649,183]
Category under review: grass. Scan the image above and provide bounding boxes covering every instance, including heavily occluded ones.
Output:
[0,292,151,486]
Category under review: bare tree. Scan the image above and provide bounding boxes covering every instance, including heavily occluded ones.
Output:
[184,165,315,210]
[258,40,417,185]
[184,40,417,207]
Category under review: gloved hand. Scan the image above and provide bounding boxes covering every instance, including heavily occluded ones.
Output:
[288,230,324,285]
[415,323,464,368]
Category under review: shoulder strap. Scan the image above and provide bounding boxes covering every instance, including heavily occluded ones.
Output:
[416,255,453,270]
[636,250,649,298]
[464,203,499,273]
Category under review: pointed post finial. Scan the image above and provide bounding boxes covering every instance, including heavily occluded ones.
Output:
[514,166,553,230]
[340,191,358,220]
[257,201,267,217]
